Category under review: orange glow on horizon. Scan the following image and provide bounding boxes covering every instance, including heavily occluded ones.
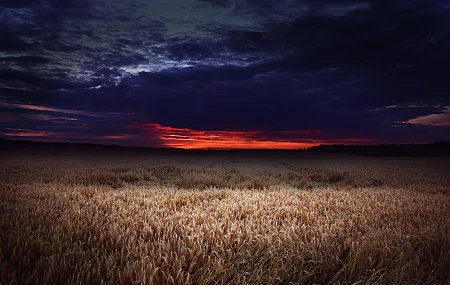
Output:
[4,132,48,137]
[142,123,335,149]
[2,125,373,149]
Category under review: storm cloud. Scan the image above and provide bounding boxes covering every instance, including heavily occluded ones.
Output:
[1,0,449,147]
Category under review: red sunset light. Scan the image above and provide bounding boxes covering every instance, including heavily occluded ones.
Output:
[142,123,323,149]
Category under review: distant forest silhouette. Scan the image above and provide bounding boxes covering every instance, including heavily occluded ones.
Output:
[1,139,449,156]
[306,141,450,157]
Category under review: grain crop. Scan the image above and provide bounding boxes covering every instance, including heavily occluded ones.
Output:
[1,148,449,284]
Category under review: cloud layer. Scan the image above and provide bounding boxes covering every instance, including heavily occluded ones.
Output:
[1,0,449,147]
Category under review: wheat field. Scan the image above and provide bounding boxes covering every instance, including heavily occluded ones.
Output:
[1,147,449,284]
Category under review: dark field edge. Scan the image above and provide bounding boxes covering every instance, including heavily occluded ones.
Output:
[308,141,450,157]
[1,138,450,157]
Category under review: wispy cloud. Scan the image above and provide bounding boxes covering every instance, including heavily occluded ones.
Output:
[0,113,78,123]
[0,102,124,118]
[3,128,65,138]
[404,107,450,127]
[141,123,369,149]
[144,123,320,149]
[369,103,444,112]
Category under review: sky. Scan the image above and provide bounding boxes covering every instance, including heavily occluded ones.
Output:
[1,0,449,149]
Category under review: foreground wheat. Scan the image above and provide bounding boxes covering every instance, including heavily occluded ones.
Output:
[1,151,449,284]
[1,183,449,285]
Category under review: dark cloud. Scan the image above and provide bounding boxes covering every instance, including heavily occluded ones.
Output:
[222,29,276,53]
[0,23,36,51]
[0,69,104,90]
[167,41,213,60]
[0,55,51,64]
[93,68,123,78]
[197,0,232,7]
[1,0,449,146]
[0,0,40,8]
[46,0,91,8]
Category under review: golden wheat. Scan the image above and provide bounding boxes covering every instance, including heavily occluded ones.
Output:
[1,150,449,284]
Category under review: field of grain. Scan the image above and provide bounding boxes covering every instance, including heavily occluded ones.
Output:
[1,147,449,284]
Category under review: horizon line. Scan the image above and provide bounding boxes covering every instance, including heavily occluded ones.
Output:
[1,137,448,151]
